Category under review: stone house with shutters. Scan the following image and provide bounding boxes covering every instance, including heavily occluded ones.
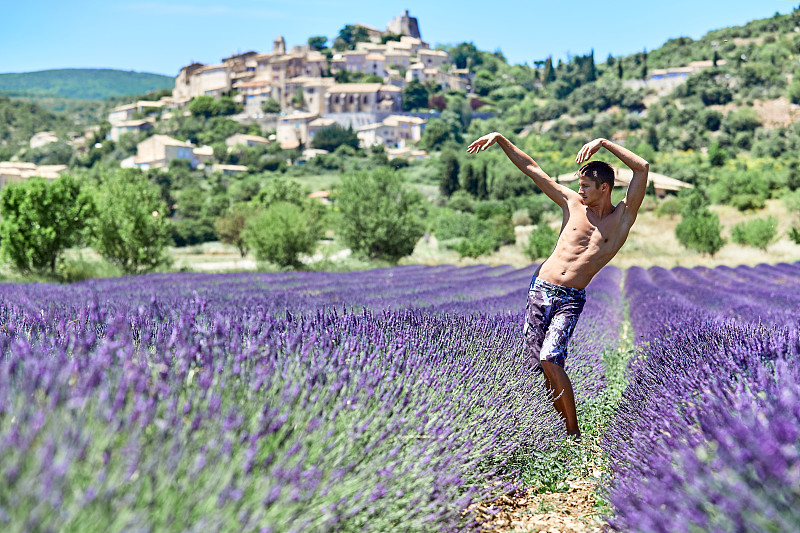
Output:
[276,112,319,149]
[364,54,387,78]
[325,84,402,114]
[109,119,154,142]
[226,133,270,148]
[107,101,165,124]
[283,77,335,115]
[356,115,425,148]
[417,49,449,69]
[133,135,199,170]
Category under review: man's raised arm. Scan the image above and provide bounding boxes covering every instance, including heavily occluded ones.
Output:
[467,132,578,209]
[576,138,649,220]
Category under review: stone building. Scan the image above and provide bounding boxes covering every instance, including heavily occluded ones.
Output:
[387,10,421,39]
[325,83,401,114]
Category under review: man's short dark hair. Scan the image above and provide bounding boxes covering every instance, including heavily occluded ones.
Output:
[578,161,615,190]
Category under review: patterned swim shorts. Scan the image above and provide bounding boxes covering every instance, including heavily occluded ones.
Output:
[523,277,586,369]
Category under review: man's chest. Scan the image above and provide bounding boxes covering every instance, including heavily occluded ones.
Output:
[562,211,626,252]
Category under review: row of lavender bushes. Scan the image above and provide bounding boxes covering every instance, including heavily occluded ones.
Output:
[0,265,620,532]
[603,263,800,532]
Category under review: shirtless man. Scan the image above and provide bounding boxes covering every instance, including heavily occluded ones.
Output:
[466,134,649,439]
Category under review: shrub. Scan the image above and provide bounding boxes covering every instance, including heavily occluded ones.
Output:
[788,80,800,105]
[0,176,94,274]
[337,169,425,262]
[447,190,475,212]
[433,209,514,258]
[90,169,172,274]
[789,225,800,244]
[505,194,555,226]
[310,124,359,152]
[490,171,537,200]
[453,233,498,258]
[783,189,800,214]
[730,193,766,212]
[474,199,511,220]
[654,197,681,219]
[525,224,559,260]
[675,191,725,256]
[389,157,409,170]
[215,202,258,257]
[731,216,778,251]
[261,98,281,113]
[243,202,318,267]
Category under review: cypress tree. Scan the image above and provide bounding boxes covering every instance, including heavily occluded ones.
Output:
[461,162,479,196]
[439,152,461,198]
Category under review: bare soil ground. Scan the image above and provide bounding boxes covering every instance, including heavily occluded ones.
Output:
[472,480,604,533]
[709,97,800,129]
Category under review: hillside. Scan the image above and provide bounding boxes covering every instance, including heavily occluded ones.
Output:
[0,69,173,101]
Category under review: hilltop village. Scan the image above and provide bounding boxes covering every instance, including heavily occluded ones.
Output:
[99,10,476,171]
[1,9,728,182]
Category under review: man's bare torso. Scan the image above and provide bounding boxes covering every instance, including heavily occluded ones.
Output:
[534,198,632,289]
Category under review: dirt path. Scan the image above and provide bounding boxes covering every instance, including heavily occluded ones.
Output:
[471,479,605,532]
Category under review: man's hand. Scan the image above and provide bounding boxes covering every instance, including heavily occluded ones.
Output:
[576,138,606,164]
[467,132,503,154]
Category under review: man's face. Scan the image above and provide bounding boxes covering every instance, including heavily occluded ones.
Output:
[578,177,606,206]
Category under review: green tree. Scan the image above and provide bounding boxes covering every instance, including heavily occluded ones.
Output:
[172,187,216,246]
[308,36,328,51]
[421,118,453,149]
[0,176,94,274]
[476,163,489,200]
[291,87,305,109]
[450,42,482,70]
[461,162,479,196]
[243,202,318,267]
[708,142,728,167]
[310,124,359,152]
[439,151,460,197]
[334,25,371,51]
[337,168,425,262]
[215,202,256,257]
[189,95,218,118]
[90,169,171,274]
[402,79,429,111]
[731,216,778,251]
[786,160,800,191]
[215,96,241,116]
[262,98,281,113]
[675,191,725,256]
[525,224,559,260]
[789,80,800,105]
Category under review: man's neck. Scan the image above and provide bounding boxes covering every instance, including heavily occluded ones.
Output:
[586,199,614,219]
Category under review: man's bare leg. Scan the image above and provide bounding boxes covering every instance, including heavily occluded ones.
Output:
[540,361,580,438]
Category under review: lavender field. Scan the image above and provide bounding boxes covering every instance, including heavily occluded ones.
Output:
[0,262,798,531]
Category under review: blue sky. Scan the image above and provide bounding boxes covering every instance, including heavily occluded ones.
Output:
[1,1,798,76]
